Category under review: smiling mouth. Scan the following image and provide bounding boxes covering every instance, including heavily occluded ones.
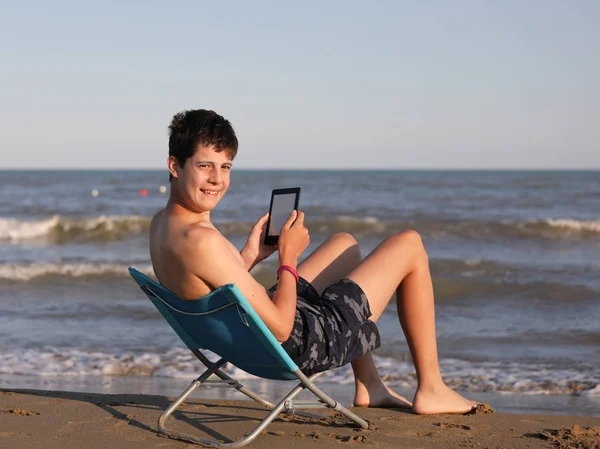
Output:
[200,189,220,196]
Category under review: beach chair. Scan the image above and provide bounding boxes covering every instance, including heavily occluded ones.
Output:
[128,267,368,447]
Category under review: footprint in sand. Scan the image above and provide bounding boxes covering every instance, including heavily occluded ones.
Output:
[434,422,472,430]
[0,432,25,437]
[465,402,495,415]
[533,424,600,447]
[1,408,40,416]
[266,430,286,436]
[336,434,368,443]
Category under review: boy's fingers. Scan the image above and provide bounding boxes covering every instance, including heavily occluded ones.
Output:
[294,211,305,225]
[283,210,298,229]
[254,213,269,229]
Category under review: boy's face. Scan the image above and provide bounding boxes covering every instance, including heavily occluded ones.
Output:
[170,145,232,213]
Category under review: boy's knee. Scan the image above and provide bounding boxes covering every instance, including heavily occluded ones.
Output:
[329,232,358,248]
[328,232,361,263]
[390,230,428,261]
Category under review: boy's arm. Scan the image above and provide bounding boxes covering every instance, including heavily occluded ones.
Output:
[186,229,297,342]
[239,249,260,272]
[240,213,276,272]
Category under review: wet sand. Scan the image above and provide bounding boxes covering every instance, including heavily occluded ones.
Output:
[2,389,600,448]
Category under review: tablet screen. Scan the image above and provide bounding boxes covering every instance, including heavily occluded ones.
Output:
[268,193,298,236]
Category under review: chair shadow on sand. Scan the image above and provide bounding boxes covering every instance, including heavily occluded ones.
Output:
[2,387,403,444]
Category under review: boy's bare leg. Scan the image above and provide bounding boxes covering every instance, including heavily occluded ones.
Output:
[347,230,478,414]
[297,232,361,293]
[349,353,411,408]
[297,233,411,409]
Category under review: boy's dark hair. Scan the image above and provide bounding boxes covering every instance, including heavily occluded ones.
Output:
[168,109,238,181]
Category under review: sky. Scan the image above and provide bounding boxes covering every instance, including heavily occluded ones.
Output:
[1,1,599,170]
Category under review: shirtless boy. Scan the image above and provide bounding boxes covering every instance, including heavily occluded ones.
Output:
[149,109,478,414]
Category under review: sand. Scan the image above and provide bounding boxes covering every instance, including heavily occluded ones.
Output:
[1,388,600,449]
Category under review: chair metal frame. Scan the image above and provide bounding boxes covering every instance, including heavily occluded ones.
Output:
[132,275,369,447]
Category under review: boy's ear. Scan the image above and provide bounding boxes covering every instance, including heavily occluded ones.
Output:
[167,156,179,179]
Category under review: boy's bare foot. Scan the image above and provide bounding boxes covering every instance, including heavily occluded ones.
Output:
[412,383,479,415]
[354,384,412,409]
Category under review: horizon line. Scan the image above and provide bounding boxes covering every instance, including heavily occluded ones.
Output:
[1,167,599,172]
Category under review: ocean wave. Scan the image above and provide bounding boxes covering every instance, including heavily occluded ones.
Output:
[0,258,594,294]
[2,215,599,244]
[0,347,597,396]
[0,261,270,283]
[423,218,600,240]
[0,215,388,243]
[0,215,151,242]
[0,258,505,284]
[0,262,154,282]
[310,216,600,239]
[544,219,600,233]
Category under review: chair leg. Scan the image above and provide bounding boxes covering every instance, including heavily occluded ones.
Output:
[158,357,227,433]
[293,370,369,429]
[156,354,368,446]
[192,350,324,421]
[281,372,327,420]
[192,350,274,408]
[155,366,324,447]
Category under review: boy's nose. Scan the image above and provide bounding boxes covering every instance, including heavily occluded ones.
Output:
[209,169,221,183]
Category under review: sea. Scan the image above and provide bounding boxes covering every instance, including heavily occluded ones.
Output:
[1,169,599,416]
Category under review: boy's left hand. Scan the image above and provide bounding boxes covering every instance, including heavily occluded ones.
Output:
[241,213,277,268]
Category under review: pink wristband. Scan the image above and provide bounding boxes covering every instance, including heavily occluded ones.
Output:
[277,265,299,283]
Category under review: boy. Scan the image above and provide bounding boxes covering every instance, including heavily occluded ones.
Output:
[150,109,478,414]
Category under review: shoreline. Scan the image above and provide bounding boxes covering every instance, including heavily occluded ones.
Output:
[1,374,599,418]
[2,388,600,449]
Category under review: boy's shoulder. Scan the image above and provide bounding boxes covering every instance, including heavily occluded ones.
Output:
[184,221,223,247]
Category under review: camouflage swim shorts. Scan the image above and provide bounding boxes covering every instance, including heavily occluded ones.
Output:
[269,277,381,376]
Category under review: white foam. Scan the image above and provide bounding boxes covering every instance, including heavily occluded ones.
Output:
[581,384,600,397]
[0,216,62,240]
[0,215,150,241]
[545,219,600,233]
[0,262,154,281]
[0,347,598,396]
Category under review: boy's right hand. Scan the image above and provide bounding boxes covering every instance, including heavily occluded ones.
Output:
[278,210,309,267]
